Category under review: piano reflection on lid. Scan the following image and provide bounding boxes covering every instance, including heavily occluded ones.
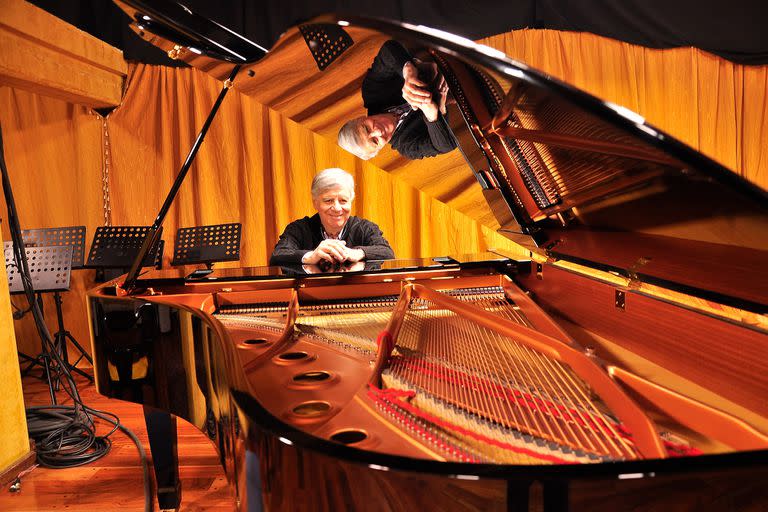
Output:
[283,259,380,275]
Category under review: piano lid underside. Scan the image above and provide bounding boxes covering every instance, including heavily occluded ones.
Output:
[436,53,768,312]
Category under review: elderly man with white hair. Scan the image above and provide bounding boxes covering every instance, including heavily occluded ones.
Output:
[268,168,395,266]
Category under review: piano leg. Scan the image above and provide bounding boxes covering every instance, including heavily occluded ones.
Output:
[543,479,569,512]
[144,406,182,510]
[506,480,569,512]
[506,480,530,511]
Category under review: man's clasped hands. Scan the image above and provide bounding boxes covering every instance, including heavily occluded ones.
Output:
[401,60,449,122]
[302,239,365,265]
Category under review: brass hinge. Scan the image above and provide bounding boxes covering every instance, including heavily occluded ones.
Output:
[615,289,626,311]
[626,256,652,290]
[542,239,561,267]
[167,44,185,60]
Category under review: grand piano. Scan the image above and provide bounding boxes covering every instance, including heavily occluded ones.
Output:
[87,1,768,510]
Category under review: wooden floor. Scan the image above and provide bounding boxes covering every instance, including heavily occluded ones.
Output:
[3,370,235,511]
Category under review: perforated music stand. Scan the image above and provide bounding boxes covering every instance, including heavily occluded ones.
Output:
[3,242,90,390]
[4,243,72,293]
[86,225,164,269]
[299,23,353,71]
[171,223,241,274]
[13,226,93,377]
[18,226,86,269]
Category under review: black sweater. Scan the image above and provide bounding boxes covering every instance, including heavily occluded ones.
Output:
[269,214,395,265]
[362,40,457,160]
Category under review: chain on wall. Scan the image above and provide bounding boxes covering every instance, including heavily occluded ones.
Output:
[100,116,112,226]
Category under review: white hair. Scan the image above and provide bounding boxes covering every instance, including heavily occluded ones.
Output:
[337,117,376,160]
[311,168,355,199]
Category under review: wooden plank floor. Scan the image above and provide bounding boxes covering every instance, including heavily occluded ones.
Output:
[3,371,235,511]
[5,369,768,512]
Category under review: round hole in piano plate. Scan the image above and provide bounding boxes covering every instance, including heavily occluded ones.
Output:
[292,371,331,384]
[292,401,331,417]
[330,429,368,445]
[243,338,269,346]
[278,351,309,361]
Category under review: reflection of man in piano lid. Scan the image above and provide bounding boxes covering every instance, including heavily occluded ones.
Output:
[337,40,457,160]
[268,168,395,266]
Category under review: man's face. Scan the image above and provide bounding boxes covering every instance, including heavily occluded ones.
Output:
[313,186,353,234]
[355,113,397,158]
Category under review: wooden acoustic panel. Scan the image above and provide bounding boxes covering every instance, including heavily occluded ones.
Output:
[0,0,127,108]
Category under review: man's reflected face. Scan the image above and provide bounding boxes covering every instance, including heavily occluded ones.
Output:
[356,113,398,158]
[313,186,353,234]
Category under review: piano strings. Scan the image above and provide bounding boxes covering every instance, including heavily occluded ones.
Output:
[215,280,700,465]
[382,289,638,463]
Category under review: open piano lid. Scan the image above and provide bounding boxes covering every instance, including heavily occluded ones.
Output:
[113,0,267,66]
[114,1,768,313]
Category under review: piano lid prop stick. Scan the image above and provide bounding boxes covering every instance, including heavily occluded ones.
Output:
[123,64,242,292]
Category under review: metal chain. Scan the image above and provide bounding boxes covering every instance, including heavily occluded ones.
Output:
[100,116,112,226]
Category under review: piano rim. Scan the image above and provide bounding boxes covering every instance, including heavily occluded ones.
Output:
[232,386,768,479]
[87,276,768,481]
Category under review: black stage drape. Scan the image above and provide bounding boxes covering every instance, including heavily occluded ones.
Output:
[28,0,768,65]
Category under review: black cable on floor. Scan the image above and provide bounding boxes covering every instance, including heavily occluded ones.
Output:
[26,405,114,468]
[24,403,152,511]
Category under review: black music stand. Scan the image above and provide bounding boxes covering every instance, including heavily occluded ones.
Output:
[299,23,353,71]
[4,243,72,293]
[7,226,93,382]
[171,223,241,278]
[19,226,93,382]
[86,226,164,280]
[4,242,86,393]
[18,226,87,266]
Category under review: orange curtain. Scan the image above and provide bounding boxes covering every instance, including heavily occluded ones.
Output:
[1,29,766,358]
[0,86,104,356]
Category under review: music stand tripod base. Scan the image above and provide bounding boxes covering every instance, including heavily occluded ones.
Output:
[4,243,91,395]
[7,226,94,388]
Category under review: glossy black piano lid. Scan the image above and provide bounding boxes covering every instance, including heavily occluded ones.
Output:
[331,15,766,311]
[316,15,768,312]
[113,0,267,63]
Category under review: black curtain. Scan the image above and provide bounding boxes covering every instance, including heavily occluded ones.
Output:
[28,0,768,65]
